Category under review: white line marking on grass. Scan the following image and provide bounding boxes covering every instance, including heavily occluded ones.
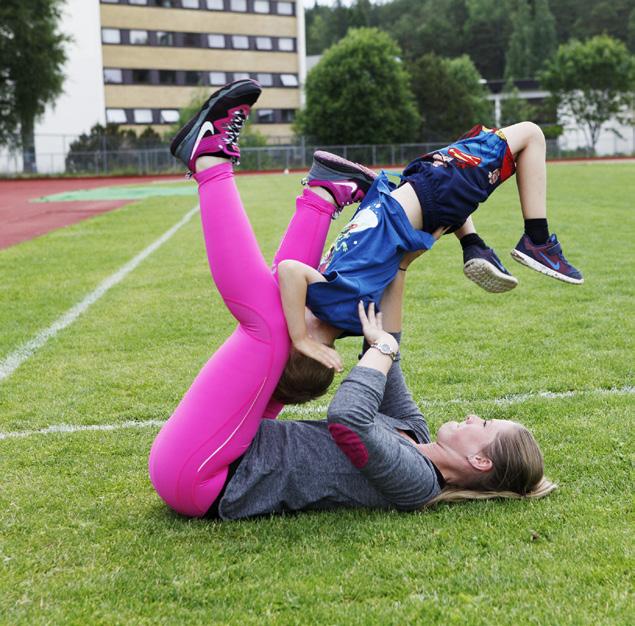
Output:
[0,420,167,441]
[0,385,632,442]
[0,206,199,383]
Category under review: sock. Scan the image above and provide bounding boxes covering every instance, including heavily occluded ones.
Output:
[459,233,488,250]
[524,218,549,245]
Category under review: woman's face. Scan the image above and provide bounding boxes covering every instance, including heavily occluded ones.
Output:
[436,414,517,458]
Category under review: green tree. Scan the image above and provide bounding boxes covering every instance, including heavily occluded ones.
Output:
[541,35,635,152]
[377,0,467,63]
[0,0,68,172]
[505,0,556,80]
[530,0,557,73]
[408,53,492,141]
[463,0,513,79]
[505,0,534,79]
[628,7,635,52]
[295,28,419,144]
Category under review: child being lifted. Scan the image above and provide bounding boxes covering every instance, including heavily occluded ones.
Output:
[274,123,583,403]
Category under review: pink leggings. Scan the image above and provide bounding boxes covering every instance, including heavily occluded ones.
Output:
[148,162,335,517]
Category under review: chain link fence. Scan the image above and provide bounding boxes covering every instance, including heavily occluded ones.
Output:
[2,131,633,176]
[0,139,580,177]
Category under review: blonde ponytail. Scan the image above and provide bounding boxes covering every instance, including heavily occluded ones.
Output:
[424,476,557,508]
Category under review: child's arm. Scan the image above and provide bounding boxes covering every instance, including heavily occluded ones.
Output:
[277,259,342,371]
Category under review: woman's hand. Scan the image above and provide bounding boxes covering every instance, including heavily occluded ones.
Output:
[358,301,399,352]
[293,336,343,372]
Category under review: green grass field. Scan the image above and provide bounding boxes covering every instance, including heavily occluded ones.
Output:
[1,163,633,625]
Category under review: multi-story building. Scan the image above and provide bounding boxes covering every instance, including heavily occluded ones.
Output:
[99,0,305,141]
[0,0,306,173]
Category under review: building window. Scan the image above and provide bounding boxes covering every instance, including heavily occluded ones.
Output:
[134,109,153,124]
[129,30,149,45]
[129,0,148,5]
[101,28,120,44]
[280,74,299,87]
[208,34,225,48]
[132,69,152,84]
[157,31,174,46]
[104,68,123,83]
[209,71,227,85]
[257,73,273,87]
[161,110,180,124]
[101,0,119,3]
[183,32,202,47]
[233,72,250,80]
[159,70,177,84]
[254,0,270,13]
[106,109,127,124]
[230,0,247,12]
[280,109,295,123]
[206,0,224,9]
[277,1,293,15]
[256,109,275,124]
[255,36,272,50]
[231,35,249,49]
[278,37,294,52]
[185,71,202,85]
[182,0,200,7]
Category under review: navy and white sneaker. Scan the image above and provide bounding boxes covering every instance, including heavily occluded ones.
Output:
[511,233,583,284]
[170,79,261,172]
[463,245,519,293]
[302,151,377,217]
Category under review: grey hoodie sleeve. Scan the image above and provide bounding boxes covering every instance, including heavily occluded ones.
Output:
[361,334,429,436]
[326,367,440,510]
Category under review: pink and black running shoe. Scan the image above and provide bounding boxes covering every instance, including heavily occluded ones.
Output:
[511,233,583,284]
[303,151,377,217]
[170,79,261,171]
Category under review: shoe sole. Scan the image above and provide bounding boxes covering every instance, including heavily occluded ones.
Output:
[312,151,377,192]
[464,258,518,293]
[510,248,584,284]
[170,79,261,163]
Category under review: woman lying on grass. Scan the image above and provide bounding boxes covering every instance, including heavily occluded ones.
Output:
[148,79,556,521]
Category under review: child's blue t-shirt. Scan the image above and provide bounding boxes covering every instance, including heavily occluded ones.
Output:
[306,172,436,336]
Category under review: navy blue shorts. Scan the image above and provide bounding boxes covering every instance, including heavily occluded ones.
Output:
[401,125,516,234]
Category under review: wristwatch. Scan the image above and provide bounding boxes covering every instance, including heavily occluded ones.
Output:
[369,341,400,361]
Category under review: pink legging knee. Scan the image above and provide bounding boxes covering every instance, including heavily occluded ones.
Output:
[148,162,334,517]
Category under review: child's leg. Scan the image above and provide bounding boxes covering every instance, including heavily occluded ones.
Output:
[501,122,547,221]
[504,122,583,283]
[149,162,291,517]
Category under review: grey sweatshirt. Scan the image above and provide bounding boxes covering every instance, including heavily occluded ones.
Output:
[218,352,442,520]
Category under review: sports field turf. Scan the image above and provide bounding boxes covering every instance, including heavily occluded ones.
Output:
[1,163,633,625]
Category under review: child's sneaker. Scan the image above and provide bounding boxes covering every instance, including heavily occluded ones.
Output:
[511,233,583,284]
[302,151,377,216]
[463,245,518,293]
[170,79,261,171]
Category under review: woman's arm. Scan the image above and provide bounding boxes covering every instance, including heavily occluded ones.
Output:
[326,304,438,508]
[277,259,342,370]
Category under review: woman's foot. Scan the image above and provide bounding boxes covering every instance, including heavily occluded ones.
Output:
[302,151,377,217]
[170,79,262,172]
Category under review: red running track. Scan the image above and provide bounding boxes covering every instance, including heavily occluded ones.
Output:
[0,176,181,250]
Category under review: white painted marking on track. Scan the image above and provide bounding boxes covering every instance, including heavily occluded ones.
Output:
[0,385,632,443]
[0,206,200,383]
